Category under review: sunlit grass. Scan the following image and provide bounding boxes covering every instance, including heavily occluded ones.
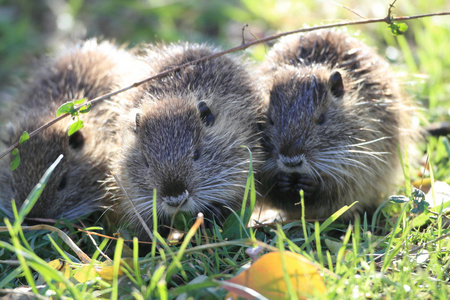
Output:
[1,0,449,298]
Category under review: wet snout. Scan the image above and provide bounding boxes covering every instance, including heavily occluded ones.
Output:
[162,190,190,207]
[160,179,189,207]
[277,153,307,173]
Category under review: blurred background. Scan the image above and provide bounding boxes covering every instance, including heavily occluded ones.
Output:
[0,0,448,128]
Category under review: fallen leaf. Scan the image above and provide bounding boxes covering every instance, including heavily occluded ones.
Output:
[224,251,326,299]
[46,258,134,283]
[47,259,97,283]
[95,258,134,281]
[73,265,98,282]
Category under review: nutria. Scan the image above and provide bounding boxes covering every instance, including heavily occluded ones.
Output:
[111,42,263,237]
[258,30,413,220]
[0,39,144,220]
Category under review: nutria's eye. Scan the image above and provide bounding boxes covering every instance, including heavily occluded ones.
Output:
[69,131,84,150]
[193,149,200,161]
[197,101,215,126]
[256,121,263,132]
[143,156,150,168]
[317,113,326,125]
[57,175,67,191]
[329,71,344,98]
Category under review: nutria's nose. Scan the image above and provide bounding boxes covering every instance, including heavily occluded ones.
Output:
[160,180,189,206]
[162,190,189,207]
[161,180,187,197]
[284,160,302,168]
[279,154,304,168]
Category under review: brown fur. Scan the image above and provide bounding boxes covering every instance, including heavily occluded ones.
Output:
[258,30,413,220]
[0,40,144,220]
[110,42,263,237]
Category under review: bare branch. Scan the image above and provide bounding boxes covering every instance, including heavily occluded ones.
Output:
[331,1,367,19]
[241,23,249,45]
[111,172,160,249]
[387,0,399,23]
[390,1,398,11]
[1,10,449,161]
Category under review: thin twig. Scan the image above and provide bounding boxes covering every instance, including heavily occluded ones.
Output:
[0,10,449,161]
[387,0,398,23]
[241,23,249,45]
[419,155,429,192]
[20,224,91,264]
[79,219,112,262]
[393,231,450,260]
[330,1,367,19]
[111,173,161,250]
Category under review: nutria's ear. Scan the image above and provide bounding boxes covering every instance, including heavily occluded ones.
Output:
[127,108,141,133]
[135,113,141,129]
[69,130,84,150]
[197,100,215,126]
[329,71,344,98]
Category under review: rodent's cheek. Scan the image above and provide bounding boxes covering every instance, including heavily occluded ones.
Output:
[261,130,277,150]
[136,149,150,169]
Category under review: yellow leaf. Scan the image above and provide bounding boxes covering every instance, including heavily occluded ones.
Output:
[95,258,134,281]
[47,257,135,283]
[412,178,431,190]
[47,259,97,284]
[121,242,134,258]
[73,265,98,282]
[224,251,326,299]
[46,259,75,288]
[45,259,66,288]
[48,259,65,271]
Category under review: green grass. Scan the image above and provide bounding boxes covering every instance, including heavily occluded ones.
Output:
[1,0,450,299]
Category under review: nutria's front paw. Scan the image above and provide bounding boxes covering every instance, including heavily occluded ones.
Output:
[276,173,293,193]
[294,175,317,197]
[276,173,297,193]
[275,173,317,196]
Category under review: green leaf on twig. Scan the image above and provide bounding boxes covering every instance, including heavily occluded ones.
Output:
[68,119,84,136]
[19,131,29,145]
[79,103,92,114]
[56,102,76,116]
[74,98,86,105]
[388,22,408,35]
[11,148,20,171]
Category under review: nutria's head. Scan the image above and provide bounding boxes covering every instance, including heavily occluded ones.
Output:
[0,114,108,220]
[111,42,263,235]
[258,30,411,219]
[260,64,396,202]
[0,39,144,220]
[117,94,257,228]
